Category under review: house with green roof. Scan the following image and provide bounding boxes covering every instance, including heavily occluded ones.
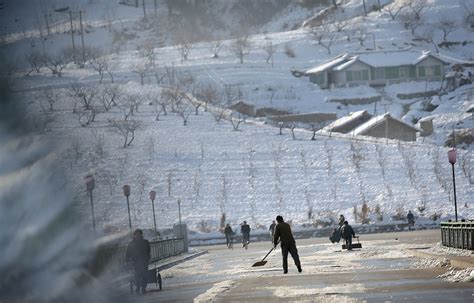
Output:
[305,48,451,89]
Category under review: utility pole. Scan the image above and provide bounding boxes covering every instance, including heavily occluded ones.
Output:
[69,10,76,63]
[142,0,147,20]
[79,11,85,64]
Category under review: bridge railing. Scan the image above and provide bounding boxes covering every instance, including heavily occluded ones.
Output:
[91,237,186,274]
[441,221,474,251]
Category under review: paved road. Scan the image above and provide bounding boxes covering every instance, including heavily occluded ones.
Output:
[128,229,474,302]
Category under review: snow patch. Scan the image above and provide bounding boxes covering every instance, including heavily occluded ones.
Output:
[193,280,235,303]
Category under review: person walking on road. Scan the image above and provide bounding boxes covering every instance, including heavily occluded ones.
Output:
[224,223,234,248]
[338,215,345,228]
[273,215,302,274]
[126,229,151,294]
[407,211,415,231]
[269,220,276,242]
[341,221,356,250]
[241,221,251,248]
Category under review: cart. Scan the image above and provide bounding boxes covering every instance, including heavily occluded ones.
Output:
[128,264,162,294]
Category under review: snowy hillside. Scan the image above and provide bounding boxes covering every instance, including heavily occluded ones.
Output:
[1,0,473,236]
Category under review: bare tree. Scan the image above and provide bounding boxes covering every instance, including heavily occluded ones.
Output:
[179,40,194,63]
[156,89,172,117]
[354,25,369,46]
[39,88,61,112]
[90,53,110,84]
[196,83,220,111]
[176,70,196,93]
[44,52,68,77]
[399,0,426,36]
[118,93,142,120]
[69,84,98,110]
[331,16,349,33]
[209,40,222,58]
[164,65,177,86]
[163,87,185,112]
[108,119,141,147]
[308,121,326,140]
[231,36,251,64]
[383,2,403,20]
[308,24,336,54]
[98,84,121,111]
[175,100,193,126]
[436,17,457,42]
[263,41,277,67]
[25,51,45,75]
[152,68,165,85]
[188,94,203,115]
[417,28,439,53]
[229,112,245,131]
[133,63,150,85]
[73,106,95,126]
[211,103,227,123]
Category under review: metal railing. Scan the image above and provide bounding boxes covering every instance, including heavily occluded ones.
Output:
[92,237,186,274]
[441,221,474,251]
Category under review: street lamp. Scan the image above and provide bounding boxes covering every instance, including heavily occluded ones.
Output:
[123,185,132,236]
[448,148,458,222]
[149,190,157,236]
[85,174,96,233]
[177,199,182,238]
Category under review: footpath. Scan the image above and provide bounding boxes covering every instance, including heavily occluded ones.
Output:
[407,247,474,269]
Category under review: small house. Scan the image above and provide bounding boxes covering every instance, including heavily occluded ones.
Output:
[417,116,434,137]
[305,48,450,89]
[268,112,337,126]
[352,113,421,142]
[322,110,372,133]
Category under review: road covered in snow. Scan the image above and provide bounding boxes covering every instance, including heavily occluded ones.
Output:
[129,229,474,302]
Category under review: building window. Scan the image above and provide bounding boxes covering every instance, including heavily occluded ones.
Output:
[418,66,426,77]
[346,70,369,81]
[434,65,441,76]
[399,67,408,78]
[375,68,384,79]
[409,66,416,78]
[385,67,399,79]
[362,70,369,80]
[346,71,353,81]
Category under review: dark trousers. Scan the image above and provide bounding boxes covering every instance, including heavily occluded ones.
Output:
[242,232,250,243]
[344,237,352,250]
[225,234,233,246]
[134,262,148,291]
[281,242,301,273]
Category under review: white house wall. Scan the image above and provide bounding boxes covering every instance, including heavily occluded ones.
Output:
[415,56,445,80]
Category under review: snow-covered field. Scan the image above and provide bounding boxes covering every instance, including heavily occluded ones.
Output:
[1,0,473,236]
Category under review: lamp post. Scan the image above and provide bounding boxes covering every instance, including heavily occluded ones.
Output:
[448,148,458,222]
[149,190,157,236]
[123,185,132,235]
[177,199,182,238]
[85,175,96,233]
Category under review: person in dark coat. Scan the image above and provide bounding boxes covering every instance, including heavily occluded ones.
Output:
[340,221,355,250]
[241,221,250,247]
[273,215,302,274]
[126,229,151,294]
[407,211,415,231]
[338,215,345,228]
[224,223,234,248]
